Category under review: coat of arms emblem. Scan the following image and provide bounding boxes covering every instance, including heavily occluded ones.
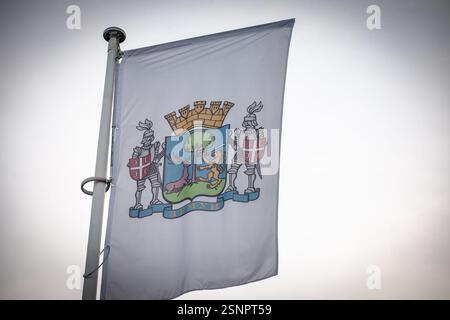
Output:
[128,100,266,219]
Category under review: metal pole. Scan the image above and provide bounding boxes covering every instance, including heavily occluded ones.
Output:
[82,27,126,300]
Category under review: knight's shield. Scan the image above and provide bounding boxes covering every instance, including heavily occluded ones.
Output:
[236,129,267,165]
[128,153,152,181]
[162,125,229,204]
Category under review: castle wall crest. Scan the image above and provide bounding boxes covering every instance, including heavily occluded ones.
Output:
[164,100,234,135]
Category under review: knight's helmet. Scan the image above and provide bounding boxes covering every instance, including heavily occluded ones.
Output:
[136,119,154,147]
[242,101,263,129]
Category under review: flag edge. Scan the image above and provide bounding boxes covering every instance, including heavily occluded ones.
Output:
[123,18,295,57]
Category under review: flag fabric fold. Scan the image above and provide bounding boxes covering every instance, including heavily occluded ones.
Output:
[101,19,294,299]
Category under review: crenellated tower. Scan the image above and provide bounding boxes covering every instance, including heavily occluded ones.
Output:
[164,100,234,135]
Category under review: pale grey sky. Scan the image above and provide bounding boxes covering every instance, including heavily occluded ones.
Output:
[0,0,449,299]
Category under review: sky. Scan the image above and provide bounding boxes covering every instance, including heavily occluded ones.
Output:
[0,0,449,299]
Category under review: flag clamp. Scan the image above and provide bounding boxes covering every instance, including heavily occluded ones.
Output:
[81,177,112,196]
[83,245,110,279]
[116,50,124,62]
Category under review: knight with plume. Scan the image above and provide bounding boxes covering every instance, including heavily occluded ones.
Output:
[226,101,265,194]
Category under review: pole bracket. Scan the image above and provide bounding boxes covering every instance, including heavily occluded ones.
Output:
[81,177,112,196]
[116,49,124,62]
[83,245,110,279]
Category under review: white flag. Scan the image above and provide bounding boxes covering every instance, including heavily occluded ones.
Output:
[101,19,294,299]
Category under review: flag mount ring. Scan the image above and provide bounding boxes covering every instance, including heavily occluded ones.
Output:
[81,177,112,196]
[83,245,110,279]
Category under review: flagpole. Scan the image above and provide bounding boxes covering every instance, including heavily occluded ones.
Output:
[82,27,126,300]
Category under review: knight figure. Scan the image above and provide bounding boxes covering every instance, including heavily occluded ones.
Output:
[226,101,266,194]
[129,119,165,209]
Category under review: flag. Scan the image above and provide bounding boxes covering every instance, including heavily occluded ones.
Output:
[101,19,294,299]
